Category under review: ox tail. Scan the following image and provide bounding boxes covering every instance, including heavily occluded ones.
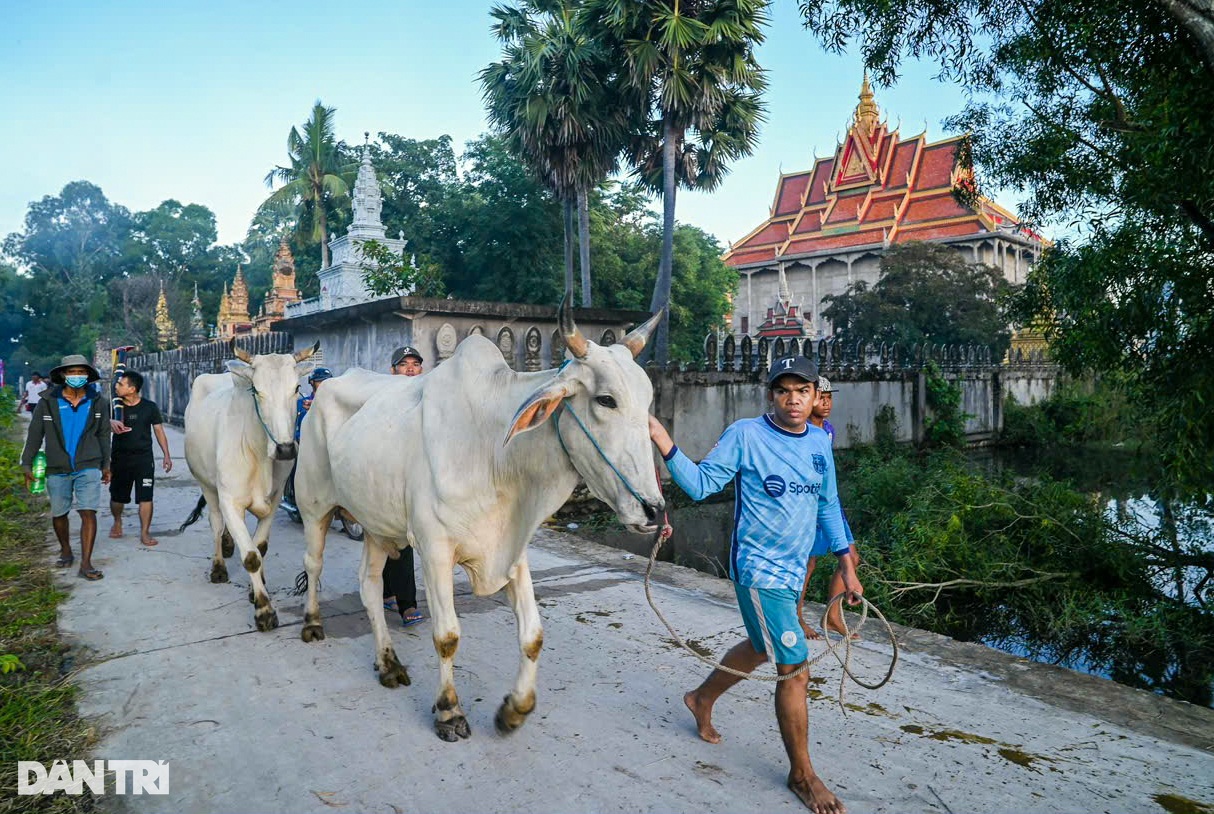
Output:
[179,494,207,532]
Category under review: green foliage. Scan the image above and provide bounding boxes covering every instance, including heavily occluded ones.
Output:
[797,0,1214,498]
[923,362,968,448]
[829,446,1214,705]
[482,1,631,304]
[581,0,770,362]
[0,654,25,674]
[592,188,736,362]
[873,403,900,453]
[359,239,445,298]
[0,401,94,809]
[1001,381,1133,448]
[821,241,1014,357]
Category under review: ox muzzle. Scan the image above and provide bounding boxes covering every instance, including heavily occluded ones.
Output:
[274,441,298,461]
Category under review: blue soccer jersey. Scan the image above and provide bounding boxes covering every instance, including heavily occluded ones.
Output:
[663,415,850,589]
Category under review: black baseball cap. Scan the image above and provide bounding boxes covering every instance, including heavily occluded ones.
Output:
[767,355,819,388]
[391,346,423,365]
[309,366,333,383]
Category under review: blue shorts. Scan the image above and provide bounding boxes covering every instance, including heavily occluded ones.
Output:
[46,469,102,517]
[734,584,808,666]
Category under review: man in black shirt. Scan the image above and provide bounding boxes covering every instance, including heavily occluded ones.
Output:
[108,370,173,546]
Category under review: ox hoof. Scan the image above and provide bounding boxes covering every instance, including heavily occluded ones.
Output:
[376,652,412,688]
[494,693,536,735]
[221,531,235,558]
[301,623,326,643]
[210,562,229,583]
[434,715,471,742]
[255,609,279,632]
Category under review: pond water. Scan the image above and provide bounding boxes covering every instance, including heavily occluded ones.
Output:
[583,445,1214,706]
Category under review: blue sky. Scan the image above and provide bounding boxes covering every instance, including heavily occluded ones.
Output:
[1,0,975,252]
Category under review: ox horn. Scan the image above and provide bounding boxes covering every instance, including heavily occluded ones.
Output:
[559,292,589,359]
[294,341,320,362]
[621,308,664,359]
[232,344,252,363]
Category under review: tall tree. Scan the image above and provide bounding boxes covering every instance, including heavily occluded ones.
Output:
[2,181,133,359]
[440,134,566,305]
[820,242,1014,357]
[593,185,737,361]
[797,0,1214,494]
[259,101,352,269]
[583,0,769,362]
[481,0,628,307]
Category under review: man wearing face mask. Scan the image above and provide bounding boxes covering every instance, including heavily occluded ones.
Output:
[21,354,112,580]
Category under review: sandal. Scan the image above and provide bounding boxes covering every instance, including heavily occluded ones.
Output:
[401,608,424,627]
[55,554,74,568]
[383,598,399,613]
[78,568,104,581]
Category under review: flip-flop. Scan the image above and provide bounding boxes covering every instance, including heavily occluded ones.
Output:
[401,609,424,627]
[78,569,104,581]
[55,554,74,568]
[383,598,399,613]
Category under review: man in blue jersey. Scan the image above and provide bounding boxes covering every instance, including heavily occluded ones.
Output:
[648,355,861,814]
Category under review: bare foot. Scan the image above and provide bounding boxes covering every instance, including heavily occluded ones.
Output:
[109,524,123,539]
[788,773,846,814]
[141,536,158,547]
[799,617,823,641]
[683,690,721,744]
[826,623,860,640]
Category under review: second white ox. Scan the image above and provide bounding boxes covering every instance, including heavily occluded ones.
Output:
[294,300,663,741]
[184,343,318,631]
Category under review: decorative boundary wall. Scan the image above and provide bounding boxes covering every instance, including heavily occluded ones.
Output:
[120,323,1062,445]
[124,333,294,426]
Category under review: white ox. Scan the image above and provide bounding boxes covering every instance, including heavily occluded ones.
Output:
[183,343,318,631]
[294,300,663,740]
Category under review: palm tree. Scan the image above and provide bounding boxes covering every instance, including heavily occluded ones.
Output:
[583,0,769,363]
[259,101,352,269]
[481,1,630,307]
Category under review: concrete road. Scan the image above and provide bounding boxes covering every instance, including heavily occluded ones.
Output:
[49,424,1214,814]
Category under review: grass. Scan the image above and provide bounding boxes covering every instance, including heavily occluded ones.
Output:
[0,389,95,813]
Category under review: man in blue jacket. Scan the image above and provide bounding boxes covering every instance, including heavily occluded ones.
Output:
[21,354,112,580]
[648,355,861,814]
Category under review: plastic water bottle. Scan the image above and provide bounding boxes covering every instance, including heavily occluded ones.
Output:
[30,450,47,495]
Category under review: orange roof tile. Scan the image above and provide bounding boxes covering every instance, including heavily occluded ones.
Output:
[774,173,811,216]
[723,85,1045,269]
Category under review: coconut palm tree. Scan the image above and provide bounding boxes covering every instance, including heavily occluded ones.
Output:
[259,101,352,269]
[481,0,630,307]
[583,0,769,363]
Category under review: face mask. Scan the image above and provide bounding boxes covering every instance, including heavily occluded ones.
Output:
[65,375,89,388]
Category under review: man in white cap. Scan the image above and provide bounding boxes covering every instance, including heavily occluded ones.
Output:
[21,354,112,580]
[383,346,424,626]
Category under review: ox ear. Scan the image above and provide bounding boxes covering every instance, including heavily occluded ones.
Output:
[505,380,573,445]
[226,359,253,381]
[294,341,320,362]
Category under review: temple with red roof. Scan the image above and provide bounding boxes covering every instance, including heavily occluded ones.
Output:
[723,76,1047,339]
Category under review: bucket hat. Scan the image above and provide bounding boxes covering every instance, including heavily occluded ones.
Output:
[49,354,101,384]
